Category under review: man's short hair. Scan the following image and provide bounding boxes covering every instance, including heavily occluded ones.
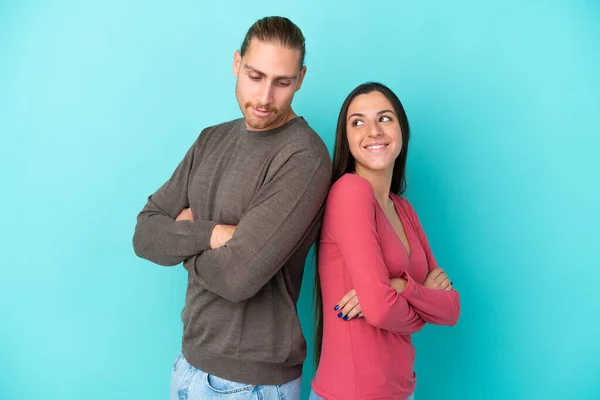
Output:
[240,16,306,68]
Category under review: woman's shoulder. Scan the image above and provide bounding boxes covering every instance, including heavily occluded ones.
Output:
[325,174,377,214]
[329,173,374,199]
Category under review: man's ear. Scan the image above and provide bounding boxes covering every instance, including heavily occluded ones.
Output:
[296,66,307,91]
[233,50,242,77]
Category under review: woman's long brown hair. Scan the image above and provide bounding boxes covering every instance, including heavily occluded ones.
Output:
[313,82,411,365]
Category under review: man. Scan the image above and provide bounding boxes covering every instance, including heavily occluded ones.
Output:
[133,16,331,399]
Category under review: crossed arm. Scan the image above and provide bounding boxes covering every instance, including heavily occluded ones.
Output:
[335,267,454,320]
[323,178,460,335]
[133,141,331,302]
[133,142,219,266]
[335,267,459,327]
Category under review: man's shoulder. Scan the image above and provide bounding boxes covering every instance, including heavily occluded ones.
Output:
[190,118,243,149]
[283,117,320,139]
[279,117,330,158]
[200,118,243,136]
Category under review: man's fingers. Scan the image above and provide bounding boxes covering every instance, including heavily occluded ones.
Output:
[175,209,186,221]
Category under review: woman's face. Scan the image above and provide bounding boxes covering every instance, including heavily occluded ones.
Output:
[346,91,402,176]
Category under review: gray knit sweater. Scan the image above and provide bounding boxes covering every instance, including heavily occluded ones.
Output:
[133,117,331,385]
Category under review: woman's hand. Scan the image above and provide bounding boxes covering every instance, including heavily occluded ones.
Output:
[390,278,407,294]
[423,268,453,290]
[334,289,363,320]
[334,278,408,320]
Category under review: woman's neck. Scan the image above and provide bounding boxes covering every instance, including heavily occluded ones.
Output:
[355,165,393,209]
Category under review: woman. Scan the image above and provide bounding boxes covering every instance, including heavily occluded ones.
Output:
[311,82,460,400]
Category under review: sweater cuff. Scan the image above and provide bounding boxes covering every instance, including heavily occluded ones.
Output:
[398,270,419,300]
[175,219,219,253]
[193,220,219,251]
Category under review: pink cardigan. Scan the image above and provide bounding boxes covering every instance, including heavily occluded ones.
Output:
[312,174,460,400]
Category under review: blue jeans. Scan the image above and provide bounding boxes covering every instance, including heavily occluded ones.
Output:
[170,352,302,400]
[309,389,414,400]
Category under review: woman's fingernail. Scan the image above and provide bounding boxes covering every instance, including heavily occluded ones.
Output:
[334,305,339,311]
[343,315,349,321]
[354,314,359,319]
[337,312,343,318]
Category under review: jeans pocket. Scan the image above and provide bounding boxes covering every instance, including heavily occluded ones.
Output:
[205,373,254,395]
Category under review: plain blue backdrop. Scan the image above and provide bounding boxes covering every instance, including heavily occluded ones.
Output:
[1,1,599,399]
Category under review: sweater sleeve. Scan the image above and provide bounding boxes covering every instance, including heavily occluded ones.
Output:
[183,151,331,303]
[132,137,219,266]
[326,176,425,335]
[398,198,461,326]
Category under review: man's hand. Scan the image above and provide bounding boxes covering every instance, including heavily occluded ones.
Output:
[423,268,453,291]
[175,208,194,222]
[176,209,235,249]
[210,224,237,249]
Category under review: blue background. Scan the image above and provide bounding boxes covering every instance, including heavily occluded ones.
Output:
[1,1,599,399]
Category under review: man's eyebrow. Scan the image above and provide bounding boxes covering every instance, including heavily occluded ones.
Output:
[244,64,297,80]
[244,65,265,77]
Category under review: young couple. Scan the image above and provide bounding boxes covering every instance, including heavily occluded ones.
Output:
[133,15,460,400]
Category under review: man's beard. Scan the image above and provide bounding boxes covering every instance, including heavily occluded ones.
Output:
[242,101,282,130]
[235,83,288,130]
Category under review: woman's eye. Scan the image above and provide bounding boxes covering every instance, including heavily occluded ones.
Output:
[352,120,364,127]
[380,115,392,122]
